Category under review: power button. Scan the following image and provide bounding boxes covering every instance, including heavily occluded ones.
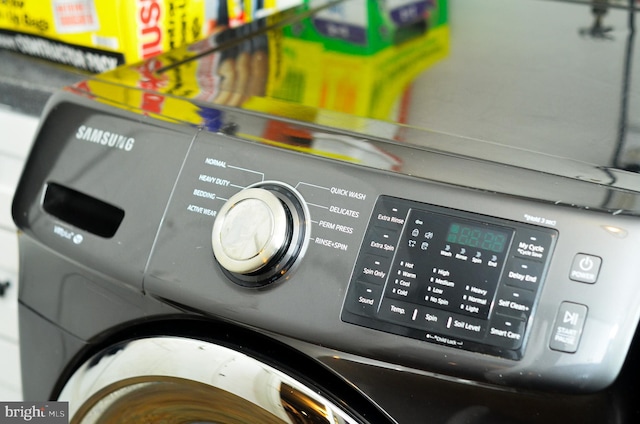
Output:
[569,254,602,284]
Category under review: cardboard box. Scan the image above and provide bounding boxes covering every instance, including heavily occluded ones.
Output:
[285,0,447,55]
[0,0,303,72]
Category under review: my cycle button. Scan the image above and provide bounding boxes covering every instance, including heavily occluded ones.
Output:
[569,254,602,284]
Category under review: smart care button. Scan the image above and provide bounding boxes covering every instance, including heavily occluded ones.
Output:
[486,315,526,350]
[569,254,602,284]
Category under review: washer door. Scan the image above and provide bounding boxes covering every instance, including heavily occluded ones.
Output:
[58,337,367,424]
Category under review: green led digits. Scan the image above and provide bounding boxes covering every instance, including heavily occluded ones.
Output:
[446,222,507,253]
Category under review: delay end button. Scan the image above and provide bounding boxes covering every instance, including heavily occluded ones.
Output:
[569,254,602,284]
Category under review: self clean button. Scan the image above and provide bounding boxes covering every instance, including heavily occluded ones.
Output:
[569,254,602,284]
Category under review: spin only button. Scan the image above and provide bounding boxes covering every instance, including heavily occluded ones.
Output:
[359,254,392,285]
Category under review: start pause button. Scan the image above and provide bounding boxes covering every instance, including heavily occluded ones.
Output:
[550,302,588,353]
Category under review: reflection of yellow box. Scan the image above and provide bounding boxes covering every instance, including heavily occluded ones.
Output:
[0,0,303,72]
[268,24,449,121]
[251,0,449,130]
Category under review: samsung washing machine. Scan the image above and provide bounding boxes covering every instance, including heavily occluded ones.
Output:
[12,0,640,423]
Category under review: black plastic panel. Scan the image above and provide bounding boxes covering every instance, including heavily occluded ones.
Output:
[43,182,125,238]
[342,196,557,360]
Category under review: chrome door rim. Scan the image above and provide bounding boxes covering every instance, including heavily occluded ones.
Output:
[58,336,362,424]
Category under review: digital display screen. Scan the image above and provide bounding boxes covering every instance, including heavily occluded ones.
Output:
[446,222,509,253]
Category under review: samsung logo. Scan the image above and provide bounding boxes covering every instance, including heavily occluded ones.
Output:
[76,125,135,151]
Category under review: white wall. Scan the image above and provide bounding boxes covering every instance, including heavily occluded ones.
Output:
[0,107,39,401]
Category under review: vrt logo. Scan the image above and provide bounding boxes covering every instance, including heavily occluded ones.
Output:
[1,402,67,422]
[53,225,84,245]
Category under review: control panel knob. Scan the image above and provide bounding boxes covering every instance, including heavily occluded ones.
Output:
[211,182,309,287]
[212,188,288,274]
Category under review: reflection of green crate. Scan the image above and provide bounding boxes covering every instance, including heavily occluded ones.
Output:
[286,0,447,55]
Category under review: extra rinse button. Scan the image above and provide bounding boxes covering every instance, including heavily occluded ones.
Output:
[569,254,602,284]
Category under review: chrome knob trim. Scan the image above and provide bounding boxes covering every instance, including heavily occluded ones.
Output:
[212,182,310,287]
[212,188,288,274]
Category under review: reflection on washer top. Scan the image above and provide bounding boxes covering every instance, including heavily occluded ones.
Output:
[72,0,640,196]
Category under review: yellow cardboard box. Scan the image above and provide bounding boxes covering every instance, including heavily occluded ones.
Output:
[0,0,303,72]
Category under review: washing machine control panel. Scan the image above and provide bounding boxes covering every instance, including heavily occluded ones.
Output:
[342,196,557,360]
